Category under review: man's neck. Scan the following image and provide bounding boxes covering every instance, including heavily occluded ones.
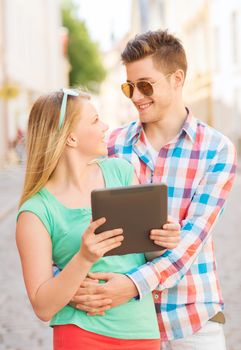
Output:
[143,105,187,151]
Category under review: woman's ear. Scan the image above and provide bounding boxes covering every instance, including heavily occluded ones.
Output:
[66,133,77,147]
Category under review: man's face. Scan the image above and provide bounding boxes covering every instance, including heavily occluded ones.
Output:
[125,56,174,123]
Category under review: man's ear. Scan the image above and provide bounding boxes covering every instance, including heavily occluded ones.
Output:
[66,133,77,147]
[173,69,185,88]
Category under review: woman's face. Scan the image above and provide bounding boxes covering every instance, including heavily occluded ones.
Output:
[71,100,109,158]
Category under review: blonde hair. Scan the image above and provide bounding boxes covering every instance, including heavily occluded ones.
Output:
[19,89,90,207]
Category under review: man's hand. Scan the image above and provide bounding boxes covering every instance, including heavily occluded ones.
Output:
[70,273,139,316]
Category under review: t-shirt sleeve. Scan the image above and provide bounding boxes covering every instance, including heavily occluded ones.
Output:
[17,194,52,237]
[108,157,135,186]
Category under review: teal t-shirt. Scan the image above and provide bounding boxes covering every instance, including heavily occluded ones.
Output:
[18,158,159,339]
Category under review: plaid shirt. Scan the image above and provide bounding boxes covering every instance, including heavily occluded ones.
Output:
[107,111,237,341]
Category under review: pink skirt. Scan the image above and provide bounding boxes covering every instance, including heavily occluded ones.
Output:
[53,324,161,350]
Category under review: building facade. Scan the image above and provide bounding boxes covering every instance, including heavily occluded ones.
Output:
[0,0,69,167]
[99,0,241,154]
[152,0,241,152]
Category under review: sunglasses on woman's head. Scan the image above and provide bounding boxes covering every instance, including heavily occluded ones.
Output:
[58,88,79,129]
[121,74,172,99]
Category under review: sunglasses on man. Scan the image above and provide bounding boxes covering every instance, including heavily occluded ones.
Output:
[121,74,172,99]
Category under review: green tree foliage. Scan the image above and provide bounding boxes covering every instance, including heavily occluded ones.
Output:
[62,1,106,92]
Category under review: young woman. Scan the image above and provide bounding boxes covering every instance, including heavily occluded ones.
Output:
[16,89,180,350]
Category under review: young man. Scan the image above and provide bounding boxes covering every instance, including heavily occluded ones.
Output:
[72,30,237,349]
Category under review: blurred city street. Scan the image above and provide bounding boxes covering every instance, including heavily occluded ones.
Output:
[0,165,52,350]
[1,1,241,349]
[0,164,240,350]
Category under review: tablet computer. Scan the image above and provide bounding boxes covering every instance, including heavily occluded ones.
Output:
[91,183,168,256]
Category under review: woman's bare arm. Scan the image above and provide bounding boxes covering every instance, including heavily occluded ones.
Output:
[16,212,123,321]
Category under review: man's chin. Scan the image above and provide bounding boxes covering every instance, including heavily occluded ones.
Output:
[139,114,155,123]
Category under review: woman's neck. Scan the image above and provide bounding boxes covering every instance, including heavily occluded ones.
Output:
[47,152,95,194]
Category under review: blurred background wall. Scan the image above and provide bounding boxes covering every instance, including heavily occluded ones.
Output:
[0,0,69,167]
[99,0,241,154]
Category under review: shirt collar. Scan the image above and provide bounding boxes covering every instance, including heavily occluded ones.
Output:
[181,108,197,144]
[130,107,197,146]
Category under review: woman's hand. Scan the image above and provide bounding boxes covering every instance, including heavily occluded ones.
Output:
[150,215,181,249]
[79,217,124,263]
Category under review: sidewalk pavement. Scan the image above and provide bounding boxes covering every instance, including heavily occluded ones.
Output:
[0,164,25,222]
